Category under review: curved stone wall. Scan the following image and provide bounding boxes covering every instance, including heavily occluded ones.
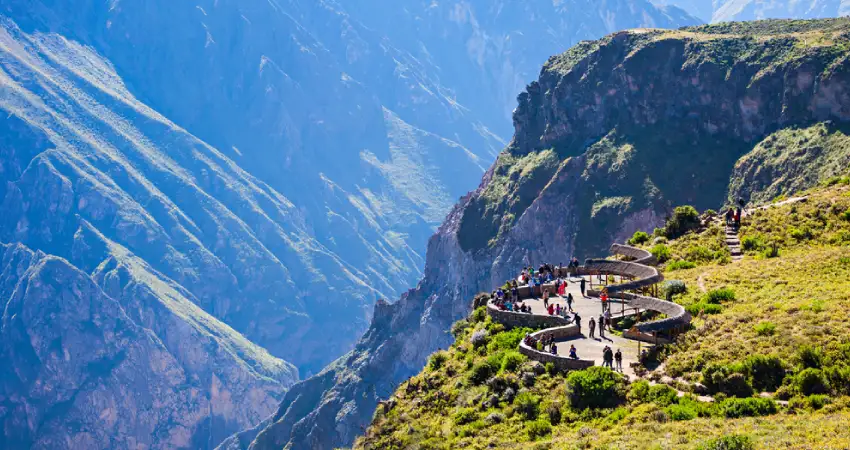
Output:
[610,243,656,265]
[583,259,662,292]
[486,243,690,369]
[519,325,593,371]
[486,302,571,329]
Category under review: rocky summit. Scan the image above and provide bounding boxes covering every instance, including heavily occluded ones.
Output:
[240,18,850,450]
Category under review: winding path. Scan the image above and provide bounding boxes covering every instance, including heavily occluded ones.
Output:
[487,244,691,377]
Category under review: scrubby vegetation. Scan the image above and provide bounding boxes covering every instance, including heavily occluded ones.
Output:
[358,181,850,449]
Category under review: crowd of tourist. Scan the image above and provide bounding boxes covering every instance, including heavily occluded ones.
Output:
[489,259,636,371]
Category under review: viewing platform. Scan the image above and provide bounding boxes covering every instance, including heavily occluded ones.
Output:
[486,244,691,376]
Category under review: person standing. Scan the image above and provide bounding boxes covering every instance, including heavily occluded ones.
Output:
[603,347,614,369]
[604,308,612,330]
[574,312,582,332]
[567,292,574,312]
[615,349,623,372]
[580,278,586,297]
[598,314,605,338]
[589,317,596,338]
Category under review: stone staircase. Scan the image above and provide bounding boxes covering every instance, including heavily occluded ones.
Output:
[726,223,743,262]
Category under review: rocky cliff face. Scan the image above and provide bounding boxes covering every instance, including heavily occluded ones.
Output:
[0,18,304,449]
[0,242,294,449]
[239,18,850,450]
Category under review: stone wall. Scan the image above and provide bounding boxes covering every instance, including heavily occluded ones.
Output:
[584,259,663,292]
[518,325,593,371]
[610,243,656,265]
[486,303,571,329]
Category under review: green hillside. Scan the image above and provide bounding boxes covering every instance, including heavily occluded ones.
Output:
[355,178,850,449]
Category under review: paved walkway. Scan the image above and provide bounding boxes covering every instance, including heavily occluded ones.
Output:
[522,276,652,377]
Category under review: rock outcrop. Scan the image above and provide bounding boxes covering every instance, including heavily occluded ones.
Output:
[240,18,850,450]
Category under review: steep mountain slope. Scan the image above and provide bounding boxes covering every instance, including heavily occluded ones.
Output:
[342,0,700,125]
[0,0,698,375]
[0,240,295,449]
[0,19,306,448]
[0,0,501,375]
[239,18,850,450]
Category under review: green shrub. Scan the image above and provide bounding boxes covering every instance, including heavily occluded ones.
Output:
[704,288,736,304]
[795,368,829,395]
[514,391,541,420]
[468,362,494,385]
[470,306,487,323]
[486,352,506,371]
[760,244,780,259]
[651,244,672,263]
[798,345,824,369]
[720,397,777,418]
[697,434,755,450]
[807,394,831,410]
[453,407,478,425]
[647,384,678,407]
[526,419,552,439]
[663,280,687,299]
[667,260,697,271]
[487,327,533,352]
[789,226,813,241]
[753,321,776,336]
[742,355,786,392]
[428,352,448,371]
[629,231,651,245]
[665,205,701,238]
[741,235,765,251]
[841,211,850,221]
[500,351,526,373]
[567,367,626,410]
[684,245,715,263]
[702,365,753,397]
[451,320,470,337]
[824,175,850,187]
[545,362,557,376]
[627,379,651,403]
[825,365,850,395]
[686,302,722,316]
[666,403,697,421]
[724,373,755,398]
[545,403,562,424]
[702,303,723,314]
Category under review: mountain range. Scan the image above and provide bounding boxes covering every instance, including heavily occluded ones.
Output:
[654,0,850,22]
[236,16,850,450]
[0,0,701,448]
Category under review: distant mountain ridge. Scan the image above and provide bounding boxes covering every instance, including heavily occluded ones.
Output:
[654,0,850,22]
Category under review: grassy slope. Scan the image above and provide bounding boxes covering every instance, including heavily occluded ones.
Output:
[356,180,850,450]
[661,180,850,377]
